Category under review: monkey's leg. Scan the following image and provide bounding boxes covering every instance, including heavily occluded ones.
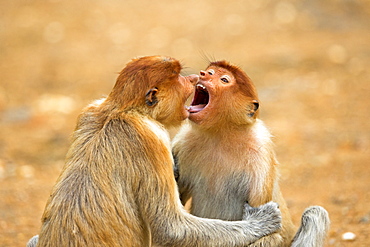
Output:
[26,235,38,247]
[291,206,330,247]
[249,233,283,247]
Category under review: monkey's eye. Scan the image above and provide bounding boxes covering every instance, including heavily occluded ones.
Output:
[220,75,231,83]
[208,69,215,75]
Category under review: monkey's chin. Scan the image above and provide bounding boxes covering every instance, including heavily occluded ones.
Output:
[183,110,190,119]
[181,107,191,120]
[188,111,205,124]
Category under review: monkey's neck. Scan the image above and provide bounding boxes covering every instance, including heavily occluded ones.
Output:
[191,121,253,138]
[190,119,271,146]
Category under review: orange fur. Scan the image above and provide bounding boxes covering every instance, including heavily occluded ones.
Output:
[31,56,282,247]
[173,61,299,246]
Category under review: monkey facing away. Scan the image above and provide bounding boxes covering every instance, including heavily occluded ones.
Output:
[172,60,330,247]
[27,56,282,247]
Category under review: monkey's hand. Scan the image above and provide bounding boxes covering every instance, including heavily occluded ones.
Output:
[241,201,282,240]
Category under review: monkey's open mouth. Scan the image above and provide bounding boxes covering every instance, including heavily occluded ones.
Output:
[188,83,209,113]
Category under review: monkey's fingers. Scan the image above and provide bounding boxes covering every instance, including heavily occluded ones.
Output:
[242,201,253,211]
[242,201,282,237]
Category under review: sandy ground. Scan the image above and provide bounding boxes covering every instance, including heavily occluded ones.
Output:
[0,0,369,246]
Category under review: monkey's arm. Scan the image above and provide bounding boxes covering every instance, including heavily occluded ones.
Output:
[172,152,192,206]
[172,153,179,181]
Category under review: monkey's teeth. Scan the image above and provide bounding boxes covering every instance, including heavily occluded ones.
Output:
[196,84,206,90]
[186,106,191,110]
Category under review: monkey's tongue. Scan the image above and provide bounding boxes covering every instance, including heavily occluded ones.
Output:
[188,104,206,113]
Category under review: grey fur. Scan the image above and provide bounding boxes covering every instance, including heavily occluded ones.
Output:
[27,203,281,247]
[26,235,38,247]
[291,206,330,247]
[242,202,282,238]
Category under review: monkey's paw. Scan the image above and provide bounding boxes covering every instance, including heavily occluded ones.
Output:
[242,201,282,238]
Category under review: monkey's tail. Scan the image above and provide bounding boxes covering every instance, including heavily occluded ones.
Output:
[291,206,330,247]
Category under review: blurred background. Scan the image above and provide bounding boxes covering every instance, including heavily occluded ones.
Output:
[0,0,369,246]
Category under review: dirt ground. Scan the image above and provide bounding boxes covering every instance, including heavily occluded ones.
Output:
[0,0,369,246]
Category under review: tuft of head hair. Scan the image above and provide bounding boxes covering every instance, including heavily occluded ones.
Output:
[108,56,182,109]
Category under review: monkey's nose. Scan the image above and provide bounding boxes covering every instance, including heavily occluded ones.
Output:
[187,74,199,85]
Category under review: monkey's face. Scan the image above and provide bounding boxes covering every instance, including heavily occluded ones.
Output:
[153,72,198,128]
[188,65,258,128]
[146,57,198,128]
[110,56,198,128]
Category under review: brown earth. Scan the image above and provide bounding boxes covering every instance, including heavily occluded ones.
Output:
[0,0,369,246]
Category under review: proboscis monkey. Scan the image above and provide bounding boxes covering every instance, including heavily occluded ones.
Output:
[172,60,330,247]
[27,56,282,247]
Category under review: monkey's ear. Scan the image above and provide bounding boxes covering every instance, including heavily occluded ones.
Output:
[247,100,259,117]
[252,100,259,111]
[145,87,158,106]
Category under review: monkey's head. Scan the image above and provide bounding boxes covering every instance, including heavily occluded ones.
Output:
[188,60,259,129]
[108,56,198,128]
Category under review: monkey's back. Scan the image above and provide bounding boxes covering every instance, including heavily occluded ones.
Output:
[37,106,153,247]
